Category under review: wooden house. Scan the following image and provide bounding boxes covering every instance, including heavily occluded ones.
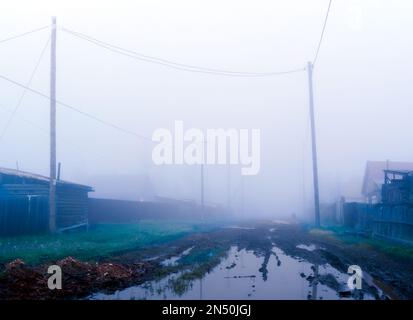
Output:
[0,167,93,235]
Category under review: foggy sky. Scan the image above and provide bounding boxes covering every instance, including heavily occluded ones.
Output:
[1,0,413,219]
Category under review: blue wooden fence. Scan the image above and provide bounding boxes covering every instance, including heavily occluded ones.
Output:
[343,202,413,244]
[0,195,49,236]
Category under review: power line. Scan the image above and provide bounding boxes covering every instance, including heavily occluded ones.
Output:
[0,103,48,135]
[0,26,49,44]
[0,7,332,145]
[0,102,109,160]
[61,27,306,77]
[0,73,154,143]
[312,0,333,66]
[0,36,51,141]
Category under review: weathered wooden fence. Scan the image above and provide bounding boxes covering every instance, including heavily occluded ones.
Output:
[373,204,413,244]
[343,202,413,244]
[0,195,48,236]
[342,202,377,231]
[88,198,226,223]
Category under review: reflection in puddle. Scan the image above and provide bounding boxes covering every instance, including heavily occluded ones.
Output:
[296,244,318,252]
[225,226,256,230]
[90,246,375,300]
[160,247,194,267]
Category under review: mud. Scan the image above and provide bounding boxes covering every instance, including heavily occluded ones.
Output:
[0,257,153,300]
[1,220,413,300]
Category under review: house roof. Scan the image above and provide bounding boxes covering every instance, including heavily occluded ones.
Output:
[362,161,413,196]
[0,167,93,191]
[384,169,413,176]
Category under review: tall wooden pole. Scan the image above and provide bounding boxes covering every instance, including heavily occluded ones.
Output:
[200,163,204,219]
[241,176,244,218]
[227,163,231,209]
[307,62,320,227]
[49,17,57,233]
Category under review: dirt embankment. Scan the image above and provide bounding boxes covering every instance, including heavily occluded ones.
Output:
[0,257,153,300]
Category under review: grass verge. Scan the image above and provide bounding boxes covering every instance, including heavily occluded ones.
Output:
[0,219,223,265]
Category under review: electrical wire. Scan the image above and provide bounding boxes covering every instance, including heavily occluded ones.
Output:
[0,73,154,143]
[0,103,48,135]
[61,27,306,77]
[0,36,51,141]
[0,3,334,146]
[312,0,333,66]
[0,26,49,44]
[0,102,109,160]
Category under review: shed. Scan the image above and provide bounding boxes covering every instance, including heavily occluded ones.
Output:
[0,167,93,235]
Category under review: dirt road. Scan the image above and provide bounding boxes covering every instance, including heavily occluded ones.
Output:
[1,221,412,300]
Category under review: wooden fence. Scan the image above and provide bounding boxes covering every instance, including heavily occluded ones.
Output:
[343,202,413,244]
[0,195,49,236]
[373,204,413,244]
[88,198,226,223]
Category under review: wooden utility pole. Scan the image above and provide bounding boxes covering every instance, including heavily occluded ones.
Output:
[200,163,204,219]
[240,176,244,218]
[49,17,57,233]
[227,163,231,209]
[307,61,321,227]
[57,162,61,180]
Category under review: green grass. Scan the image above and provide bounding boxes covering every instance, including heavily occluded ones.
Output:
[0,220,223,265]
[168,246,229,296]
[312,225,413,262]
[179,247,226,266]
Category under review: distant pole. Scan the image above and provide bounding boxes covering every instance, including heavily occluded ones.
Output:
[57,162,61,180]
[307,62,321,227]
[201,163,204,219]
[49,17,57,233]
[241,176,244,218]
[227,163,231,209]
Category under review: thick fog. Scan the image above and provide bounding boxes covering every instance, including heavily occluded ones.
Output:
[1,0,413,219]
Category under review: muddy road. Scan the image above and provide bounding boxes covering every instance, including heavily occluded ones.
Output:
[1,221,412,300]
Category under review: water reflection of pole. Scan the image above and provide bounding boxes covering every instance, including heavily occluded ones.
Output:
[312,264,319,300]
[199,278,203,300]
[308,243,319,300]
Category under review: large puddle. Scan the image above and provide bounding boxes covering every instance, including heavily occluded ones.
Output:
[90,245,376,300]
